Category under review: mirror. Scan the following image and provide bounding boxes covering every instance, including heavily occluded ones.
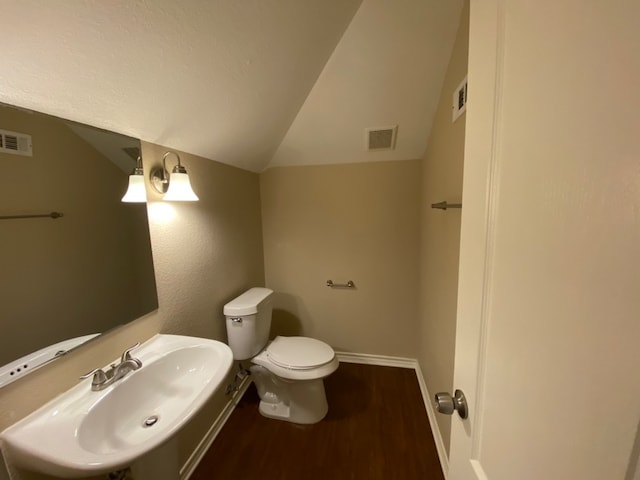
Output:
[0,103,158,387]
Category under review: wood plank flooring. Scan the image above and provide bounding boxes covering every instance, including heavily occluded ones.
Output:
[190,363,444,480]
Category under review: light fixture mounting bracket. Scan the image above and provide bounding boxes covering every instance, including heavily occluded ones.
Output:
[150,151,184,194]
[149,166,169,194]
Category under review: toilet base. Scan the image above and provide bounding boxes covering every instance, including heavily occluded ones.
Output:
[258,400,291,420]
[250,366,329,424]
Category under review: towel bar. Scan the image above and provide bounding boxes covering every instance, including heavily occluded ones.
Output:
[326,280,355,288]
[0,211,64,220]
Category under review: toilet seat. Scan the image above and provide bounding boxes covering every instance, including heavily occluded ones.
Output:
[266,336,334,370]
[252,336,339,381]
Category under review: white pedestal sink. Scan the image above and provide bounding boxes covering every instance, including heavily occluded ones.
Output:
[0,334,233,478]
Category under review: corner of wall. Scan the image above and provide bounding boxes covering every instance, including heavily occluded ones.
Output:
[417,0,470,457]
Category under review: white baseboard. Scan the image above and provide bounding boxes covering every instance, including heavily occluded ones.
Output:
[414,362,449,478]
[335,351,417,369]
[335,351,449,479]
[180,376,251,480]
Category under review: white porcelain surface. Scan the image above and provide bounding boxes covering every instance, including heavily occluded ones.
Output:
[253,349,339,381]
[0,334,233,478]
[250,365,332,424]
[224,287,273,360]
[266,336,335,369]
[223,287,272,316]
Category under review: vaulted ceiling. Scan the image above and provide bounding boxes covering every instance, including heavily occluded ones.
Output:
[1,0,463,172]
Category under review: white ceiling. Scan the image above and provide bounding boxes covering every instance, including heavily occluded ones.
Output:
[269,0,463,168]
[0,0,463,173]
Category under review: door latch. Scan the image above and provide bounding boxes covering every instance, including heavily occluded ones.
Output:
[434,389,468,419]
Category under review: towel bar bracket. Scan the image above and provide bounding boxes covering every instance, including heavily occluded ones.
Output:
[431,201,461,210]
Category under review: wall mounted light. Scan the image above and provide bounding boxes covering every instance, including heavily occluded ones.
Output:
[149,151,199,201]
[121,156,147,203]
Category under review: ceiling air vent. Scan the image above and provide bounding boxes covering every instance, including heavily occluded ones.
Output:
[0,129,33,156]
[366,125,397,151]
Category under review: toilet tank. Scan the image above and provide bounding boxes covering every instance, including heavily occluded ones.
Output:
[224,288,273,360]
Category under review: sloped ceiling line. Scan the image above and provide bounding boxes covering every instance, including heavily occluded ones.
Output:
[1,0,462,173]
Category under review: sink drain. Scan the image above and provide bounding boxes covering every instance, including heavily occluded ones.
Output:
[142,415,160,428]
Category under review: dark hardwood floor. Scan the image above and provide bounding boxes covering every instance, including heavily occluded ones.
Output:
[190,363,444,480]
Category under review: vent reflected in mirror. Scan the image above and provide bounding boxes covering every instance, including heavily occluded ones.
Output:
[0,103,158,387]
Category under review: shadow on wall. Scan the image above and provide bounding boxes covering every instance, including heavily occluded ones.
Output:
[625,417,640,480]
[271,308,302,338]
[270,292,304,338]
[0,453,8,480]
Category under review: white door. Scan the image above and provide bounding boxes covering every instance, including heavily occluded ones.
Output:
[448,1,640,479]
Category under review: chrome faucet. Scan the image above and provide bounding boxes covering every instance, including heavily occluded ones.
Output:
[81,343,143,391]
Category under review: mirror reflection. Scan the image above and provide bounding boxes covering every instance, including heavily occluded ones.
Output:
[0,104,158,387]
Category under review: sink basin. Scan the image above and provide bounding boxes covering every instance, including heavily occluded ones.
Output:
[0,334,233,478]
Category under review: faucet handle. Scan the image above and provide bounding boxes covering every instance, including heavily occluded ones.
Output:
[80,368,108,386]
[121,342,141,362]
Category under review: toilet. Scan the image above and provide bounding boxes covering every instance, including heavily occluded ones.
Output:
[224,287,339,424]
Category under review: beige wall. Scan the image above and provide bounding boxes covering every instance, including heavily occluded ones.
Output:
[0,143,265,479]
[260,160,420,357]
[141,143,265,465]
[418,0,469,454]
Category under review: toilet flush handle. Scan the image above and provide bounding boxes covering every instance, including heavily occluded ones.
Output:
[230,317,243,324]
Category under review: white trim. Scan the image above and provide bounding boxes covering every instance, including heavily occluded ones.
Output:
[470,0,505,462]
[471,459,490,480]
[180,377,251,480]
[414,362,449,479]
[335,352,449,478]
[335,351,416,369]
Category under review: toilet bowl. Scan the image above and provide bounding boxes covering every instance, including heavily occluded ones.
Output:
[224,288,339,424]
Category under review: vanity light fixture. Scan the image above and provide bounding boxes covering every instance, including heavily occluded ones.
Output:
[150,151,199,201]
[121,156,147,203]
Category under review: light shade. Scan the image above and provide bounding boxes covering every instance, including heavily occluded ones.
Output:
[149,151,200,202]
[121,174,147,203]
[163,172,199,201]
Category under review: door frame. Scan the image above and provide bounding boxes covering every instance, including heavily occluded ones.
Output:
[448,0,504,477]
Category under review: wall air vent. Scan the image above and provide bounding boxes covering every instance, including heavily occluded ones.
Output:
[0,129,33,156]
[452,75,468,122]
[366,125,398,151]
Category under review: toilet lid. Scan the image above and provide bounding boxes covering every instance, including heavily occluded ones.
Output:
[266,336,334,369]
